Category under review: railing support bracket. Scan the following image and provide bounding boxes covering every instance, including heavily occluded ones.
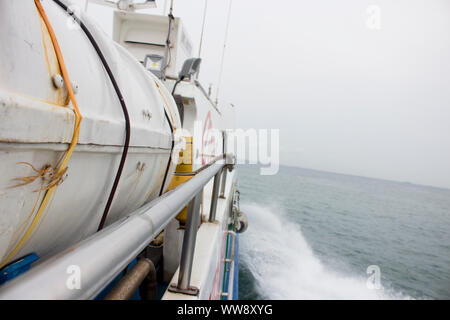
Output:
[168,283,199,296]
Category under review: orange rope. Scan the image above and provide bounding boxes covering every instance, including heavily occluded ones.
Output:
[0,0,82,268]
[155,80,177,130]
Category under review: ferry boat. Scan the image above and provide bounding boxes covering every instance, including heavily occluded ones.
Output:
[0,0,247,300]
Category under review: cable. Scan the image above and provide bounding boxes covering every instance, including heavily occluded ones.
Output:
[0,0,83,269]
[154,81,176,196]
[51,0,131,231]
[198,0,208,58]
[161,0,174,78]
[215,0,233,105]
[159,110,174,196]
[171,77,183,95]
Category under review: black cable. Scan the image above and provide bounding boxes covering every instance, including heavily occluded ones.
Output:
[171,77,184,95]
[159,110,175,196]
[52,0,131,231]
[161,12,174,78]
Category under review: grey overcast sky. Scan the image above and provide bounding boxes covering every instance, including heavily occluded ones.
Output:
[80,0,450,189]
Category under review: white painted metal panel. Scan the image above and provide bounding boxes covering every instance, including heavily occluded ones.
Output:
[113,11,193,78]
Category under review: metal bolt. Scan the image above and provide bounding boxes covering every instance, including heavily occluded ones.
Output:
[52,74,64,89]
[71,81,79,94]
[142,110,152,120]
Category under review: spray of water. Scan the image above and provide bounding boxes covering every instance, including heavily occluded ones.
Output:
[240,203,410,299]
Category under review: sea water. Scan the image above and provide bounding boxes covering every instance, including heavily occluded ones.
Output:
[237,165,450,299]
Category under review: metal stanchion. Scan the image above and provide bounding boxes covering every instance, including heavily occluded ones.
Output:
[168,193,202,295]
[209,171,222,222]
[219,167,227,199]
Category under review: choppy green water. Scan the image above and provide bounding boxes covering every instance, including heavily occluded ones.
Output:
[237,165,450,299]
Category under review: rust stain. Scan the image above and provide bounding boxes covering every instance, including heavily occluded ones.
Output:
[33,188,58,236]
[38,17,52,76]
[10,92,75,116]
[8,186,43,251]
[125,162,146,205]
[37,13,68,106]
[144,164,167,201]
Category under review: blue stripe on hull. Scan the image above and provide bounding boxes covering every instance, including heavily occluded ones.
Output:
[232,234,239,300]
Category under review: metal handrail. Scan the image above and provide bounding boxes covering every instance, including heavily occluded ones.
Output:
[168,156,225,295]
[208,171,222,222]
[224,231,236,263]
[0,161,225,299]
[168,191,202,296]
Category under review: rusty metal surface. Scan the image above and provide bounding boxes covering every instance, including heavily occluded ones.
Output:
[105,259,153,300]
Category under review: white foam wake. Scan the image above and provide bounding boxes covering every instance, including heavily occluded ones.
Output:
[240,203,409,300]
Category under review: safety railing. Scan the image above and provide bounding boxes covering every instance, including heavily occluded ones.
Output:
[0,157,230,299]
[167,158,228,295]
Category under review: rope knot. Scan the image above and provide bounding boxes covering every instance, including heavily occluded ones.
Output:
[10,162,68,192]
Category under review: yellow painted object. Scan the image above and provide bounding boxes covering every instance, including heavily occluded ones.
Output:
[166,137,194,225]
[166,174,194,224]
[177,136,193,173]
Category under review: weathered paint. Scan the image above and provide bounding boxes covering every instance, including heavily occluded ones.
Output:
[0,1,182,264]
[0,1,238,301]
[37,11,67,106]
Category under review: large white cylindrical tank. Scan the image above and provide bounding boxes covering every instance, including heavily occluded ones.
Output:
[0,0,181,265]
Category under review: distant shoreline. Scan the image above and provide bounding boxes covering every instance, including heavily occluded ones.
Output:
[237,163,450,192]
